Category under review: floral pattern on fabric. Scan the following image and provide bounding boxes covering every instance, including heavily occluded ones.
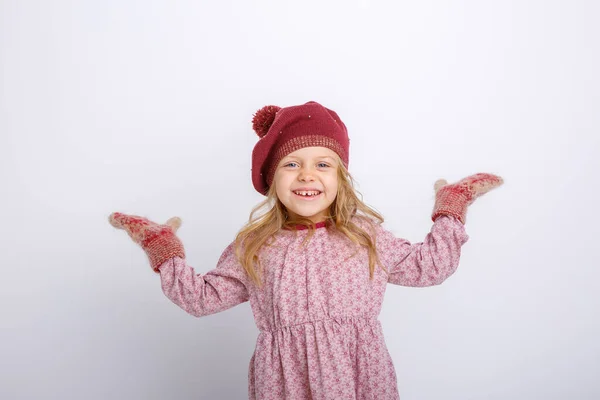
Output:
[158,215,469,399]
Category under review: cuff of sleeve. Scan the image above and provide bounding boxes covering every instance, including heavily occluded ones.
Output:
[434,214,470,245]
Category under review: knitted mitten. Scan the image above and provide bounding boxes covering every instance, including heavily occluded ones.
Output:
[431,173,504,224]
[108,212,186,273]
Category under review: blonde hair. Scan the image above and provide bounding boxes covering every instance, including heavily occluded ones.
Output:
[234,156,389,288]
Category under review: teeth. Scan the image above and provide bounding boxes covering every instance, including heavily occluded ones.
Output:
[294,190,320,196]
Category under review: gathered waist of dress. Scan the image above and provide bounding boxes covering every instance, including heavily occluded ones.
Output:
[260,314,380,335]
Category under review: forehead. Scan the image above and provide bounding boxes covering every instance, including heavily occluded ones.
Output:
[282,146,338,160]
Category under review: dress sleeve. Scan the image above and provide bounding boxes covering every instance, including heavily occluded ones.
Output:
[156,242,250,317]
[375,215,470,287]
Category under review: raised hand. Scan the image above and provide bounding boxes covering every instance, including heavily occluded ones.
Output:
[431,173,504,224]
[109,212,186,272]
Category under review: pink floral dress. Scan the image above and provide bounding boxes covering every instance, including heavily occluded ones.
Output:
[157,215,469,399]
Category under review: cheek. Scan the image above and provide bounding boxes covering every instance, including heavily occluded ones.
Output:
[274,173,292,196]
[326,175,339,190]
[324,182,338,200]
[276,174,292,187]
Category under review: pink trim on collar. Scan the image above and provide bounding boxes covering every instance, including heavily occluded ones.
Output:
[284,220,329,231]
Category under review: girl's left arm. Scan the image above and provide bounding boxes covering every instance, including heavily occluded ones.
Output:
[376,215,469,287]
[376,172,503,286]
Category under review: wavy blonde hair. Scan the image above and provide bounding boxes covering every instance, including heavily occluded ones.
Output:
[234,155,390,288]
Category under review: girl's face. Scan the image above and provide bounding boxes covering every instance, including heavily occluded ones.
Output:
[274,146,339,224]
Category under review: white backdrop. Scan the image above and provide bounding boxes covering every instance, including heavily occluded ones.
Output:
[1,1,598,399]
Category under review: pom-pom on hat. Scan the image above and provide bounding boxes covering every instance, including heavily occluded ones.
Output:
[251,101,350,196]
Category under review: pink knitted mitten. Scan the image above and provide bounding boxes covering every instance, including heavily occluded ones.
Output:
[431,173,504,224]
[108,212,186,273]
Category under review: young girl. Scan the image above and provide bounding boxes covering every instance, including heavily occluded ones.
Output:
[109,100,503,400]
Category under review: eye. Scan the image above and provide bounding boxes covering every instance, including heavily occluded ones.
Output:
[283,162,298,168]
[317,162,330,168]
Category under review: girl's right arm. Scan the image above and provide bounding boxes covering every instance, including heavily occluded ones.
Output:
[157,243,250,317]
[108,212,249,317]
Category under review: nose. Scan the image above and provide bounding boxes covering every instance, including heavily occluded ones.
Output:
[298,166,315,182]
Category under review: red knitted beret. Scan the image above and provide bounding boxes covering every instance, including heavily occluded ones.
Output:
[251,101,350,196]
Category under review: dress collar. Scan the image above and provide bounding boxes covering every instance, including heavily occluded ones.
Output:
[283,219,330,231]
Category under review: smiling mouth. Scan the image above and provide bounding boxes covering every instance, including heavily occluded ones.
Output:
[292,190,322,198]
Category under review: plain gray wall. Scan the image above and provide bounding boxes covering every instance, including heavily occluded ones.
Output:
[1,0,598,399]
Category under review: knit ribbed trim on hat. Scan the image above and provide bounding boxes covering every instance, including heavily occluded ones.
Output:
[266,135,348,187]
